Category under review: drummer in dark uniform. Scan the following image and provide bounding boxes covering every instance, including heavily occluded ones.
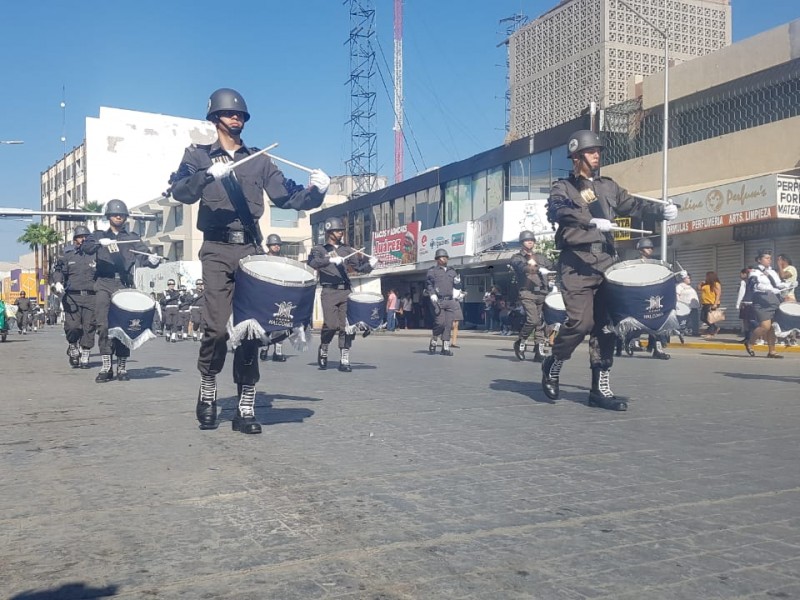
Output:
[260,233,290,362]
[308,217,378,372]
[168,87,328,434]
[510,230,554,362]
[188,279,206,341]
[542,130,678,410]
[82,199,161,382]
[52,225,97,368]
[425,248,463,356]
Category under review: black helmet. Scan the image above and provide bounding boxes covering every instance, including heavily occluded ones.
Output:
[104,199,129,217]
[434,248,449,259]
[567,130,604,158]
[636,238,654,250]
[195,279,204,285]
[206,88,250,122]
[167,279,176,285]
[73,225,91,238]
[324,217,345,232]
[266,234,282,245]
[519,230,536,243]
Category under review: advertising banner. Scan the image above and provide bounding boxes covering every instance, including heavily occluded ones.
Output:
[417,222,474,262]
[473,206,504,254]
[776,175,800,219]
[371,222,420,267]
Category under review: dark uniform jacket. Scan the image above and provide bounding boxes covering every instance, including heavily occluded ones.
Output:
[425,265,462,298]
[14,297,33,312]
[510,250,554,293]
[308,244,373,288]
[169,140,324,234]
[160,289,182,308]
[547,174,665,252]
[189,290,205,309]
[81,227,154,287]
[52,245,96,292]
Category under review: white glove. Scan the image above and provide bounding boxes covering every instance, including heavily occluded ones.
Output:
[430,294,438,304]
[368,256,379,268]
[589,218,613,232]
[309,169,331,194]
[52,282,65,294]
[454,289,466,300]
[99,238,113,246]
[662,204,679,221]
[207,161,234,180]
[539,267,552,275]
[148,254,161,266]
[329,255,343,266]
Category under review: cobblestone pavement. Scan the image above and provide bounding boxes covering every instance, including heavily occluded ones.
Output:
[1,326,799,599]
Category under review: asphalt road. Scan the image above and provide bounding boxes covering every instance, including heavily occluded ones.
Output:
[1,326,799,599]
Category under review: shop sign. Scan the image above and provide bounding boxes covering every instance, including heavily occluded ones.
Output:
[776,175,800,219]
[417,222,474,261]
[371,221,420,266]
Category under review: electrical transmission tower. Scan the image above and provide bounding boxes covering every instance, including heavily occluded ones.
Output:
[499,13,528,136]
[346,0,378,198]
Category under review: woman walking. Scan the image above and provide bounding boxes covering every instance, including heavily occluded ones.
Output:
[699,271,722,337]
[744,249,796,358]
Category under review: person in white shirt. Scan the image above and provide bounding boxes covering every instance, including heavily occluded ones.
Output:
[744,250,797,358]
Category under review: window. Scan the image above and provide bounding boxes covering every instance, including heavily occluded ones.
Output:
[444,180,458,225]
[280,241,304,261]
[270,207,298,228]
[173,205,183,228]
[530,152,551,198]
[551,145,572,183]
[487,167,503,211]
[509,158,529,201]
[472,171,488,219]
[155,213,163,233]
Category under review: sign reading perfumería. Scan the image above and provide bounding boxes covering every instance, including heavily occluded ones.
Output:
[666,174,782,235]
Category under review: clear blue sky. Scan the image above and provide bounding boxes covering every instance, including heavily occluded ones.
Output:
[1,0,797,262]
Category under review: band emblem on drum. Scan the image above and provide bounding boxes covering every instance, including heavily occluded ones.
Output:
[271,301,297,328]
[370,307,380,321]
[128,318,143,333]
[646,295,665,314]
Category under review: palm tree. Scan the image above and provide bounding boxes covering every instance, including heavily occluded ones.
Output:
[17,223,50,303]
[83,201,105,231]
[41,226,63,276]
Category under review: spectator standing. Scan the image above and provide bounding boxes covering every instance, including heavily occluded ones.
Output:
[699,271,722,337]
[735,268,756,344]
[386,289,398,332]
[777,254,797,302]
[399,293,413,329]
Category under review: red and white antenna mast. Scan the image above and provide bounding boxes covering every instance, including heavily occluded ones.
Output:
[393,0,403,183]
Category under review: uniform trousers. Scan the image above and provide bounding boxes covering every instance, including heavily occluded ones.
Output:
[163,306,179,332]
[62,293,96,349]
[94,278,130,357]
[320,288,354,349]
[16,310,32,332]
[190,307,205,334]
[432,298,458,341]
[552,249,616,370]
[198,240,262,385]
[518,289,547,343]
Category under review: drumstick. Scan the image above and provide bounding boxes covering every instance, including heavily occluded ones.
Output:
[634,194,682,209]
[264,152,315,174]
[130,249,168,261]
[231,142,279,170]
[610,226,653,234]
[343,248,376,259]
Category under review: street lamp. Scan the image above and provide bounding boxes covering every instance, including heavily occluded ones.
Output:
[616,0,671,261]
[0,140,24,145]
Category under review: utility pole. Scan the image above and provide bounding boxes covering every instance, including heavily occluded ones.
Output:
[393,0,403,184]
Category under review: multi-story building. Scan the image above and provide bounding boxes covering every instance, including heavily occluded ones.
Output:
[508,0,731,137]
[312,18,800,331]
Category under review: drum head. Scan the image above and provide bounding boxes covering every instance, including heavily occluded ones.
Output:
[239,255,316,287]
[676,302,691,316]
[778,303,800,317]
[605,259,673,286]
[112,289,155,310]
[545,293,565,310]
[350,292,383,304]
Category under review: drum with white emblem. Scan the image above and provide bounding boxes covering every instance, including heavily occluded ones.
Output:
[604,259,679,336]
[347,292,386,331]
[774,302,800,338]
[108,289,157,350]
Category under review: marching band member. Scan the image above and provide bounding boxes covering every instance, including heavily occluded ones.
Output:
[82,200,161,382]
[52,225,97,368]
[308,217,377,372]
[260,234,289,362]
[160,279,181,342]
[542,130,677,410]
[169,87,328,434]
[510,230,554,362]
[188,279,206,341]
[425,248,463,356]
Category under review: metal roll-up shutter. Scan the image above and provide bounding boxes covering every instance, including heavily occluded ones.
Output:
[744,239,775,267]
[674,247,714,285]
[716,243,744,329]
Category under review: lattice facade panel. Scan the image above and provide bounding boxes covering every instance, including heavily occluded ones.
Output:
[510,0,731,137]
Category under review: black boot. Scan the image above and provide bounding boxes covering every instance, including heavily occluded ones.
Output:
[652,341,670,360]
[117,369,130,381]
[441,341,453,356]
[259,348,269,361]
[233,384,262,434]
[541,355,563,401]
[532,343,544,363]
[318,345,328,370]
[95,370,114,383]
[429,338,438,355]
[513,339,526,361]
[195,395,218,430]
[232,411,262,434]
[272,352,287,362]
[588,368,628,411]
[338,348,352,372]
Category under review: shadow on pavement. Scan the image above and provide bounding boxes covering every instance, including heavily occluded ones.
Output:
[128,365,182,379]
[9,582,119,599]
[719,371,800,383]
[216,393,320,426]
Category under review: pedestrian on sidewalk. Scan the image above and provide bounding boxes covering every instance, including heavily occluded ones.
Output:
[699,271,723,337]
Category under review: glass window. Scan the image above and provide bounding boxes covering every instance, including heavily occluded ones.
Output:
[530,152,551,198]
[487,167,503,211]
[270,207,299,228]
[172,241,184,262]
[372,204,382,235]
[444,180,458,225]
[509,158,529,201]
[472,171,487,219]
[363,208,373,248]
[155,213,163,233]
[551,145,572,184]
[457,177,471,222]
[382,201,392,231]
[173,204,183,228]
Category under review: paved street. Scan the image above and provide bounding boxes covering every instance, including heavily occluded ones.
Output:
[1,326,799,599]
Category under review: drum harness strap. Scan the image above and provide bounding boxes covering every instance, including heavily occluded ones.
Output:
[107,234,133,288]
[325,244,352,290]
[218,171,263,251]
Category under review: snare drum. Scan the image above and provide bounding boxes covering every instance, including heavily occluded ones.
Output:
[604,259,678,335]
[228,255,316,348]
[347,292,385,330]
[543,291,567,325]
[773,302,800,338]
[108,289,157,350]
